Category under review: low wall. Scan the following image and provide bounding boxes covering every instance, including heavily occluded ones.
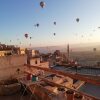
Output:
[40,62,49,68]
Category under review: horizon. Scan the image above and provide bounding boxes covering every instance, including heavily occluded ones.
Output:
[32,41,100,48]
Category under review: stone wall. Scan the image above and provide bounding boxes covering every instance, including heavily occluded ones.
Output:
[30,58,40,66]
[0,55,27,80]
[30,58,49,68]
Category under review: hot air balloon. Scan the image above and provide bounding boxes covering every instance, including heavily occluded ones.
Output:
[30,37,32,39]
[54,22,56,25]
[10,40,11,42]
[98,27,100,29]
[35,23,39,27]
[76,18,79,22]
[24,33,28,38]
[54,33,56,36]
[93,48,96,52]
[29,43,31,46]
[40,1,45,8]
[74,33,78,36]
[89,34,92,37]
[93,30,96,32]
[81,35,83,38]
[17,38,19,41]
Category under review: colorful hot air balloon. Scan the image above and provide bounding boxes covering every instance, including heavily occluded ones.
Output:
[76,18,79,22]
[40,1,45,8]
[24,33,28,38]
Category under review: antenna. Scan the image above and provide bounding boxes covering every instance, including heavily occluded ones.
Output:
[67,44,69,61]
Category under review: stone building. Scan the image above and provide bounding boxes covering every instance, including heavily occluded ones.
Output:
[0,43,21,56]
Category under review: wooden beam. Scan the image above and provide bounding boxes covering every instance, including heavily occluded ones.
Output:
[29,83,57,96]
[25,64,100,86]
[40,77,98,100]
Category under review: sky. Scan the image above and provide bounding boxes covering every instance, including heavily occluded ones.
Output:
[1,0,100,47]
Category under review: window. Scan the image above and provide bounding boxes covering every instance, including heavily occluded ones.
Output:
[35,60,37,64]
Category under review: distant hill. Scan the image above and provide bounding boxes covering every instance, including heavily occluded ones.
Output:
[32,42,100,53]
